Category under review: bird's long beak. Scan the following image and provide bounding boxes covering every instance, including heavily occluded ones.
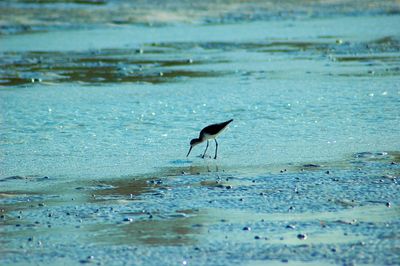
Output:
[186,146,193,157]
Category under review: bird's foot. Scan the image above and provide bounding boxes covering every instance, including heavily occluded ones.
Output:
[214,156,217,160]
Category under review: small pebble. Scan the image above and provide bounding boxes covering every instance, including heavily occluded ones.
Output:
[242,226,251,231]
[31,78,42,83]
[254,235,261,240]
[192,224,203,228]
[225,185,232,189]
[286,224,296,229]
[297,233,307,240]
[303,164,320,168]
[326,170,331,174]
[79,256,94,264]
[386,202,391,208]
[123,217,133,222]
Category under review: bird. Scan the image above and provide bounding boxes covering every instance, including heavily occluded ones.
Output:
[186,119,233,159]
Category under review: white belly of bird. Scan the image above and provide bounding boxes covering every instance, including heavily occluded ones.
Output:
[203,132,221,140]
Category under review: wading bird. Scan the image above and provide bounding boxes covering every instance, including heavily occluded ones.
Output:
[186,119,233,159]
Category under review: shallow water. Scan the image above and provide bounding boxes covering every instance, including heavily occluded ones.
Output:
[1,1,400,265]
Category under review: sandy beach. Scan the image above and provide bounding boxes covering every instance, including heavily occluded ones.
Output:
[1,1,400,265]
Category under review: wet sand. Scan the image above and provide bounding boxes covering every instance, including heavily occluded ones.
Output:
[1,1,400,265]
[1,152,399,265]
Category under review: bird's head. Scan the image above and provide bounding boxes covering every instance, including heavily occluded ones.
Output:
[186,138,202,157]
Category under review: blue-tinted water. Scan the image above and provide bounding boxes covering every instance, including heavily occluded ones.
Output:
[1,16,399,179]
[1,2,399,265]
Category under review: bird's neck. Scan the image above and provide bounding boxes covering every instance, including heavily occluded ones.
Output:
[195,137,205,144]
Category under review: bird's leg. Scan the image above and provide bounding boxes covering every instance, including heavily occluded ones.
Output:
[202,140,209,158]
[214,139,218,159]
